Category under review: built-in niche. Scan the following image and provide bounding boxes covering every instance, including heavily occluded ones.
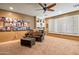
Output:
[36,18,45,30]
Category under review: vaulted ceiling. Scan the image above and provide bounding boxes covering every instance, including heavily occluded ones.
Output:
[0,3,79,18]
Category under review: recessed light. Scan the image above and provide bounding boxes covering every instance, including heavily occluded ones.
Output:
[9,7,14,10]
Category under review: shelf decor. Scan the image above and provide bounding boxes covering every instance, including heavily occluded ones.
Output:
[0,17,32,31]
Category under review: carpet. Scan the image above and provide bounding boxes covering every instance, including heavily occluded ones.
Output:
[0,36,79,55]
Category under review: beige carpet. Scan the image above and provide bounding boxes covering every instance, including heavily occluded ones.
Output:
[0,36,79,55]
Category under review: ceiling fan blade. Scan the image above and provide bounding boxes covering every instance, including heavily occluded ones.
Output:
[47,3,56,9]
[39,3,44,8]
[47,9,54,11]
[36,9,43,10]
[44,3,47,7]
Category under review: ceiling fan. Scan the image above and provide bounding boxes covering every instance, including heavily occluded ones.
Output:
[38,3,56,13]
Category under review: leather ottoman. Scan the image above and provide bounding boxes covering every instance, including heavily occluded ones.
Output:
[21,37,35,48]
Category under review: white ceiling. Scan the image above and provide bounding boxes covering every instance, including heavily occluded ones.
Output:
[0,3,79,18]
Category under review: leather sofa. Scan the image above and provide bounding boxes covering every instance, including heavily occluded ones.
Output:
[24,30,44,42]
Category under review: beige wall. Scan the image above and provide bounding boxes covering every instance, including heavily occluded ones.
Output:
[0,31,28,42]
[0,9,35,29]
[0,9,36,43]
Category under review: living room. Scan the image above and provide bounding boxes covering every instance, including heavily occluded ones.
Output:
[0,2,79,56]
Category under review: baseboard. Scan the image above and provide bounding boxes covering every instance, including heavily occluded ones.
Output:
[47,33,79,41]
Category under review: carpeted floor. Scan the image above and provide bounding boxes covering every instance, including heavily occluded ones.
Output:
[0,36,79,55]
